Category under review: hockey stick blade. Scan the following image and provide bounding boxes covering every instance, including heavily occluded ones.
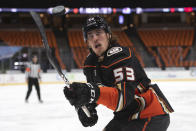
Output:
[30,11,91,117]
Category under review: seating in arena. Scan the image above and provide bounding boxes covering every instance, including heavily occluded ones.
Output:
[138,28,195,68]
[113,30,145,67]
[67,29,145,68]
[67,30,89,68]
[2,28,194,70]
[0,29,65,69]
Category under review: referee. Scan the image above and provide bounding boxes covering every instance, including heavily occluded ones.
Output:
[25,54,43,103]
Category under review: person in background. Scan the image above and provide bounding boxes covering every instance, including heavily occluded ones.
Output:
[25,54,43,103]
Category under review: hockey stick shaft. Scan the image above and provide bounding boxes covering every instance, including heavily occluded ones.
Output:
[30,11,90,117]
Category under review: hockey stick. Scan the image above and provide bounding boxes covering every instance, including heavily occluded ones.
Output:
[30,11,90,117]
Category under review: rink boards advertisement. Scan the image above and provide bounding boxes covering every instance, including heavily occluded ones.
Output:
[0,69,196,85]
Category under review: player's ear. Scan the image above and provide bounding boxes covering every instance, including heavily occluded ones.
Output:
[106,33,111,40]
[106,33,111,43]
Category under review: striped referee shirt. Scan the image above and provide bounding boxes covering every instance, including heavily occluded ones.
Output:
[25,62,41,79]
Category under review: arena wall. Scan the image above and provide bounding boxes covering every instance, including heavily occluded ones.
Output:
[0,68,196,86]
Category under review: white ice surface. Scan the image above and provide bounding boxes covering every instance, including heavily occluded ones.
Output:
[0,81,196,131]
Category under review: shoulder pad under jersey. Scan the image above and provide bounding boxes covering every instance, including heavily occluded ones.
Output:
[106,46,131,59]
[102,46,132,68]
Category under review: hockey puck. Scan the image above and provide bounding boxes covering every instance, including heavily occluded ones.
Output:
[52,5,65,16]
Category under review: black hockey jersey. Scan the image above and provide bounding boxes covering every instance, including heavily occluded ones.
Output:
[83,43,173,120]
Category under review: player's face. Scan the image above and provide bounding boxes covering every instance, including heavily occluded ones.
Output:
[32,56,38,63]
[87,29,110,56]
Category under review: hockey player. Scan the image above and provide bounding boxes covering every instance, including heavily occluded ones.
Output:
[64,16,174,131]
[25,54,43,103]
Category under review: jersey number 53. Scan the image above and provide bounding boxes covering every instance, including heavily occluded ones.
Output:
[113,67,135,82]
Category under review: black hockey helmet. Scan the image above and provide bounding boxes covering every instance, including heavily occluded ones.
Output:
[82,16,111,41]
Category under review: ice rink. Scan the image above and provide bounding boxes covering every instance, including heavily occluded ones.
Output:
[0,81,196,131]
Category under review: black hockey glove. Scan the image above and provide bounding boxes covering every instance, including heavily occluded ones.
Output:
[77,103,98,127]
[63,82,100,107]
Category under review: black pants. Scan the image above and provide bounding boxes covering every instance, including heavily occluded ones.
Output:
[104,114,170,131]
[25,77,42,101]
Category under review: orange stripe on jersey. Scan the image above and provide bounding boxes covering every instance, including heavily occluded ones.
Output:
[97,86,119,111]
[142,117,151,131]
[139,82,147,90]
[26,68,30,72]
[101,48,132,69]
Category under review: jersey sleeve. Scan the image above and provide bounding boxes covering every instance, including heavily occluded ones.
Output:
[83,54,100,83]
[83,67,96,83]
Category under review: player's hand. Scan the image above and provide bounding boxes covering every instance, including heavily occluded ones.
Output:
[77,103,98,127]
[63,82,100,107]
[63,86,76,105]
